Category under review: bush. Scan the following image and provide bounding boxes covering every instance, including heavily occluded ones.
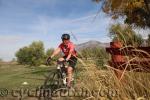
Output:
[15,41,45,66]
[80,47,109,69]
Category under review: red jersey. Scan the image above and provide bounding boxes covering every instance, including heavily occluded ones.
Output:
[58,41,77,57]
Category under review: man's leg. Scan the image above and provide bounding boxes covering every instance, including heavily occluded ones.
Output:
[67,66,73,88]
[67,57,77,88]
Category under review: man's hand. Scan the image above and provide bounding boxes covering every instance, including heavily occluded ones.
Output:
[46,57,52,65]
[63,58,69,65]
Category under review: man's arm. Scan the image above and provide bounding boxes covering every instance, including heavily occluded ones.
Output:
[66,52,72,61]
[50,47,61,58]
[46,47,61,65]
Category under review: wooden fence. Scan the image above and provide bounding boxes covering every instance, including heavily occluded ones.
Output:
[106,41,150,72]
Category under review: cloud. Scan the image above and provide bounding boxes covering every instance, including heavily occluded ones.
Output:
[0,35,23,43]
[34,11,111,35]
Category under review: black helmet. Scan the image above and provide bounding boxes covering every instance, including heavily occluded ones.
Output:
[61,33,70,40]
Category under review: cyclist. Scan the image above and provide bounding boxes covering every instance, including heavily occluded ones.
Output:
[46,33,77,88]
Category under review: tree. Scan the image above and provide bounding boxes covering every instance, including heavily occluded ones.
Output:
[15,46,30,65]
[80,47,109,69]
[29,41,45,66]
[93,0,150,28]
[15,41,45,66]
[109,24,144,47]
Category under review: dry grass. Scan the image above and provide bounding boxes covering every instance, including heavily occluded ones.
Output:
[72,41,150,100]
[74,57,150,100]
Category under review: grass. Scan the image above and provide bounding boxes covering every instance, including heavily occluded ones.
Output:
[0,57,150,100]
[74,60,150,100]
[0,62,53,89]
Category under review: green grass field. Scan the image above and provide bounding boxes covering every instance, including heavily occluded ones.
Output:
[0,63,49,89]
[0,62,55,100]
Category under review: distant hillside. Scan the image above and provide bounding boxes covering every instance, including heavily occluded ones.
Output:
[76,40,109,51]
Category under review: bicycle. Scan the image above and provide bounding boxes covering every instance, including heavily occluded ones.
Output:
[38,60,75,99]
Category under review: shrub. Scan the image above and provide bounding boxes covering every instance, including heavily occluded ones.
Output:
[80,47,109,69]
[15,41,45,66]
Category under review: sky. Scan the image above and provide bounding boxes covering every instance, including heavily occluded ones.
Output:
[0,0,149,61]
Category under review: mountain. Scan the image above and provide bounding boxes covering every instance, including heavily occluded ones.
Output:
[76,40,109,51]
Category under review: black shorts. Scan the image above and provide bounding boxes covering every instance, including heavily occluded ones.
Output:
[63,56,77,69]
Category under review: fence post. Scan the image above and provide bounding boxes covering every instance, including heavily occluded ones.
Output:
[110,41,125,80]
[110,41,125,62]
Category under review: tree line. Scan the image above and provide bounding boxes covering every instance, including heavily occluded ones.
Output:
[15,41,108,67]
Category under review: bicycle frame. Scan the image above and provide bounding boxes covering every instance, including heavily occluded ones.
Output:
[57,61,68,86]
